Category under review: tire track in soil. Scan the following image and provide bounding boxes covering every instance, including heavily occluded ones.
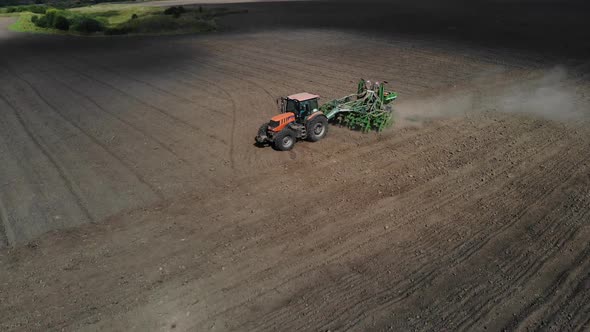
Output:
[229,32,453,76]
[198,120,556,329]
[183,62,289,169]
[285,29,546,71]
[335,140,585,331]
[471,179,590,324]
[501,241,590,331]
[568,284,590,331]
[0,103,80,246]
[193,42,525,125]
[205,43,360,91]
[150,116,474,256]
[185,60,353,162]
[28,60,199,172]
[222,46,552,167]
[156,71,234,110]
[70,55,230,118]
[346,125,550,261]
[0,93,94,223]
[205,41,539,113]
[207,39,445,92]
[115,63,580,326]
[442,155,590,328]
[320,179,552,330]
[473,247,590,331]
[8,68,165,201]
[198,71,238,171]
[200,40,494,141]
[199,115,502,270]
[240,115,531,250]
[52,58,227,148]
[0,128,13,247]
[0,195,12,247]
[194,53,338,98]
[352,143,590,332]
[180,60,298,162]
[212,170,520,328]
[570,279,590,329]
[250,130,574,331]
[41,60,226,178]
[214,34,483,89]
[308,117,469,168]
[79,45,236,112]
[174,64,277,112]
[455,209,590,330]
[193,59,296,105]
[201,47,351,97]
[172,66,242,171]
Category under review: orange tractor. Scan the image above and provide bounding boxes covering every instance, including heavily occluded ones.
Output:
[255,80,397,151]
[255,92,329,151]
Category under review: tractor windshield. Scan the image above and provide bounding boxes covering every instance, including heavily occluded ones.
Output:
[285,99,298,114]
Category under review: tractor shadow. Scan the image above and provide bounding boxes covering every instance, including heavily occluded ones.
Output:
[253,142,269,149]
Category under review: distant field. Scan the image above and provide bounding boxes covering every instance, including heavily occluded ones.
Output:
[70,4,161,25]
[2,3,243,36]
[0,0,153,8]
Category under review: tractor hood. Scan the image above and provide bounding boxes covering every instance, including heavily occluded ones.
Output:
[270,112,295,123]
[269,112,296,132]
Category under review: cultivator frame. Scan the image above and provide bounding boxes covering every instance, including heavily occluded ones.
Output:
[320,79,397,132]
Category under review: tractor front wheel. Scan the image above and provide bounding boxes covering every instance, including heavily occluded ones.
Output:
[272,129,296,151]
[255,122,270,145]
[306,115,329,142]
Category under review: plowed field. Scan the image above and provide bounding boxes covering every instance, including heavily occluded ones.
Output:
[1,1,589,331]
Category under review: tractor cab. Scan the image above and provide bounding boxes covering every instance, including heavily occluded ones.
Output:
[279,93,320,122]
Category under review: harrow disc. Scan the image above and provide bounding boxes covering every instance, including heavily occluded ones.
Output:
[339,110,393,132]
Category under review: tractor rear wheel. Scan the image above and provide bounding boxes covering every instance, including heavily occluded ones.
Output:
[306,115,329,142]
[272,129,296,151]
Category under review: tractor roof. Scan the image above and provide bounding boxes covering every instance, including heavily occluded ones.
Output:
[288,92,320,102]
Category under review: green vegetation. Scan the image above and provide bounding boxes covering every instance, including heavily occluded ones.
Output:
[33,9,68,29]
[0,0,132,9]
[4,4,244,36]
[10,12,52,33]
[1,5,47,14]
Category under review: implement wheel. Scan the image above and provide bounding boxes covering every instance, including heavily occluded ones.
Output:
[272,129,296,151]
[306,115,328,142]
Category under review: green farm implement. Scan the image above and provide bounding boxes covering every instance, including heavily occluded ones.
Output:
[321,79,397,132]
[255,79,397,151]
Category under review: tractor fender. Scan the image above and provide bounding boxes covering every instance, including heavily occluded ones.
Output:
[306,111,327,122]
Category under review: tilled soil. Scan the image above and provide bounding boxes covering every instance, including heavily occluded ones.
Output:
[1,1,590,331]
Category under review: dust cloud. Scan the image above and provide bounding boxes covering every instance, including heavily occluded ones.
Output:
[495,67,581,121]
[394,93,474,127]
[394,66,587,127]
